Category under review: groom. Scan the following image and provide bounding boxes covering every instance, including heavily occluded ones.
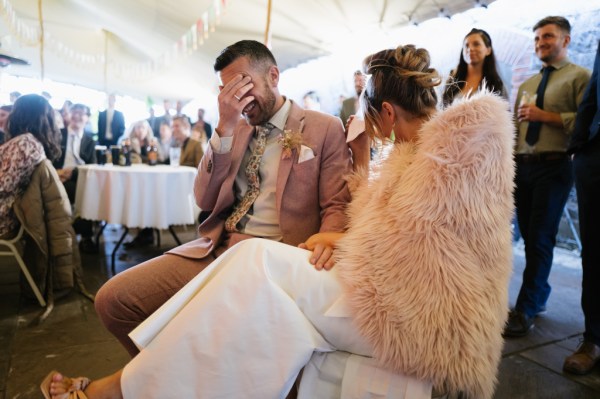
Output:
[95,40,353,356]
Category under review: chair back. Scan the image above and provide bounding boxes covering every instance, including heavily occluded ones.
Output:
[0,224,47,306]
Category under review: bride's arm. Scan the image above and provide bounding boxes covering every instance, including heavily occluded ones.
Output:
[298,232,345,271]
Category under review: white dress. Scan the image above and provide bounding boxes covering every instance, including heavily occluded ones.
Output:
[121,238,432,398]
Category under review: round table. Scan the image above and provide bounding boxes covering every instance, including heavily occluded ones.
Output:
[74,164,198,273]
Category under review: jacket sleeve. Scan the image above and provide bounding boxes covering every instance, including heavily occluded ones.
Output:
[561,67,593,135]
[115,111,126,137]
[194,143,232,211]
[570,45,599,151]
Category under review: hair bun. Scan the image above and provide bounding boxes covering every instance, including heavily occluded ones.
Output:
[364,45,440,90]
[361,44,439,126]
[393,45,440,89]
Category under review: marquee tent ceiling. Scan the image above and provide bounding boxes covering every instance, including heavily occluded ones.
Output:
[0,0,491,99]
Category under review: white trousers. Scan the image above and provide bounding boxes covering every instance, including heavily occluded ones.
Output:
[121,239,431,398]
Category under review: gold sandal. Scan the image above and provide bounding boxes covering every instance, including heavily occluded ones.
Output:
[40,370,90,399]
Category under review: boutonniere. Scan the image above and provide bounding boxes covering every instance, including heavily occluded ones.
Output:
[278,129,303,159]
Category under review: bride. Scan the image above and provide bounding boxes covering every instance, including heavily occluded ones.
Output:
[42,44,514,399]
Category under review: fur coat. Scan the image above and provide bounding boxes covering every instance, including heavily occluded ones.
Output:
[336,93,515,399]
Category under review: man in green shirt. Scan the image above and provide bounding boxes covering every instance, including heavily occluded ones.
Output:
[505,16,591,337]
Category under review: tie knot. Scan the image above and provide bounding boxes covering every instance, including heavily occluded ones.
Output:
[256,123,274,137]
[543,66,555,74]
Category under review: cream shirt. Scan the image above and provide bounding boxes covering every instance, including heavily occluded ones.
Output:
[515,58,591,154]
[210,98,291,240]
[63,127,85,168]
[105,108,114,140]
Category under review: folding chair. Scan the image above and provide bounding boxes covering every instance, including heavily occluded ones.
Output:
[0,224,47,307]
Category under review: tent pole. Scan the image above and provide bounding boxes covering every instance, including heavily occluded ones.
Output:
[37,0,44,81]
[264,0,272,48]
[103,29,108,93]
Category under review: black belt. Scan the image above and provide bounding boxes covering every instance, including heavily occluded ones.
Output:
[515,152,569,164]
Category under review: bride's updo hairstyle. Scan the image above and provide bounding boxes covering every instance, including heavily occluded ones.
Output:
[361,44,440,140]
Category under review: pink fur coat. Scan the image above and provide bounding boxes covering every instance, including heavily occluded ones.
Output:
[336,93,515,399]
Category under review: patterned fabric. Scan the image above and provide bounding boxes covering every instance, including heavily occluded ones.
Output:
[0,133,46,237]
[225,124,273,233]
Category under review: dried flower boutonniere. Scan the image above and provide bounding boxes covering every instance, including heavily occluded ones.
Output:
[278,129,303,159]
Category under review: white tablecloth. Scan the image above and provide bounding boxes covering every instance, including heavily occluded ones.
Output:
[75,164,198,229]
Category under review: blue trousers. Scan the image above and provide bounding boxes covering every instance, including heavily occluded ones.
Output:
[515,158,574,317]
[574,139,600,345]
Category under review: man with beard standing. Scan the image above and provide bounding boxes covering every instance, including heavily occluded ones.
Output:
[95,40,353,357]
[505,16,591,337]
[339,70,367,124]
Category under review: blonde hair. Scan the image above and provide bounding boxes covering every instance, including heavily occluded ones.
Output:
[361,45,440,140]
[127,120,153,140]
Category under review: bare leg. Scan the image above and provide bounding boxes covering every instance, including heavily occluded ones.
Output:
[47,370,123,399]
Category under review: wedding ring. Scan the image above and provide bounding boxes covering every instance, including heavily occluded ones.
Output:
[234,94,241,101]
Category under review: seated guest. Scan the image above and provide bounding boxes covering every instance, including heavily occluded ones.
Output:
[123,118,197,248]
[0,95,60,238]
[52,103,97,253]
[0,104,12,144]
[171,115,203,167]
[191,108,212,147]
[42,44,514,399]
[157,120,173,163]
[3,94,91,303]
[120,120,160,249]
[59,101,72,130]
[120,120,155,164]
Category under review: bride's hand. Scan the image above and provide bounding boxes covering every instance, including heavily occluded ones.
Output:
[298,232,344,271]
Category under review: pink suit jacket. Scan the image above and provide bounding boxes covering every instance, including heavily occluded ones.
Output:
[169,100,352,259]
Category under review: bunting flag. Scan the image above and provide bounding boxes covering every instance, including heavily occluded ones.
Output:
[0,0,228,82]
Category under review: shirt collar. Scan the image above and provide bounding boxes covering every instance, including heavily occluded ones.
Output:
[265,97,291,132]
[68,127,84,139]
[542,57,570,72]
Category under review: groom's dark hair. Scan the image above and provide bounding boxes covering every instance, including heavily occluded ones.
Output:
[214,40,277,73]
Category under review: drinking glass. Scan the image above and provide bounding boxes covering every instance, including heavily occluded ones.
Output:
[520,91,537,106]
[169,147,181,167]
[110,145,121,165]
[95,145,107,165]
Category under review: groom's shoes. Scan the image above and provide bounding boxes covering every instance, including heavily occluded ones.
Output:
[563,341,600,375]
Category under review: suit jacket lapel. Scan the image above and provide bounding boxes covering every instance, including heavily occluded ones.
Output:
[276,101,305,213]
[81,134,95,163]
[57,129,68,168]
